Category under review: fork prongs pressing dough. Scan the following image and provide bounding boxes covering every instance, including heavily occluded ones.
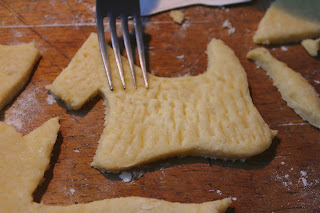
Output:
[96,0,148,90]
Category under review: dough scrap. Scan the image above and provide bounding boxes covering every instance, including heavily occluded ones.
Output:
[254,0,320,44]
[47,33,277,171]
[247,48,320,129]
[169,10,185,24]
[301,38,320,57]
[0,43,41,111]
[0,117,232,213]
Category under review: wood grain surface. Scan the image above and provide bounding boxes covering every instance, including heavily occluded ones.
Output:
[1,0,320,212]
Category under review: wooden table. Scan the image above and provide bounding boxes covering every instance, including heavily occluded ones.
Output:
[1,0,319,212]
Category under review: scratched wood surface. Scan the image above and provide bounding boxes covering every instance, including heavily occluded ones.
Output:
[0,0,320,212]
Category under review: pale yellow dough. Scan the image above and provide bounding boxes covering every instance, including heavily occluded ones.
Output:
[254,0,320,44]
[247,48,320,129]
[47,33,277,171]
[169,10,185,24]
[0,43,41,111]
[301,38,320,57]
[0,118,232,213]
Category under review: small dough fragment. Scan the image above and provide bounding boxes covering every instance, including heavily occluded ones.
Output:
[301,38,320,56]
[254,0,320,44]
[0,118,232,213]
[47,33,276,171]
[247,48,320,129]
[0,43,41,111]
[169,10,185,24]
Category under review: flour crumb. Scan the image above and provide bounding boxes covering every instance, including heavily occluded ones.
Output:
[281,161,285,165]
[240,158,246,163]
[274,171,292,188]
[216,190,222,195]
[222,19,236,35]
[222,20,232,29]
[46,94,56,106]
[314,80,320,84]
[228,27,236,35]
[4,88,41,131]
[70,188,76,195]
[176,55,184,60]
[14,31,23,38]
[73,149,80,153]
[119,171,132,183]
[88,6,96,13]
[300,171,307,176]
[232,197,237,201]
[182,21,190,30]
[281,46,288,51]
[299,171,311,187]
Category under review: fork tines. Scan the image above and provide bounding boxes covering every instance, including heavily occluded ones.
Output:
[96,0,148,90]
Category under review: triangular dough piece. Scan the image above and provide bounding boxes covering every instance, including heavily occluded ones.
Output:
[0,118,232,213]
[254,0,320,44]
[302,38,320,57]
[247,48,320,129]
[47,33,277,171]
[0,43,41,111]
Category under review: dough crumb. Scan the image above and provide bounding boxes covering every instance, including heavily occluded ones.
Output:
[281,46,288,51]
[301,38,320,57]
[169,10,185,24]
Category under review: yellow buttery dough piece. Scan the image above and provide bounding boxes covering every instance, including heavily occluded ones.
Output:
[0,117,232,213]
[169,10,185,24]
[254,0,320,44]
[301,38,320,57]
[47,33,277,171]
[0,43,41,111]
[247,48,320,129]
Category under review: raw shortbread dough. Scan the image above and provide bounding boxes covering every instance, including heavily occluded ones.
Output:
[169,10,185,24]
[0,43,41,111]
[254,0,320,44]
[247,48,320,129]
[47,33,277,171]
[301,38,320,57]
[0,117,232,213]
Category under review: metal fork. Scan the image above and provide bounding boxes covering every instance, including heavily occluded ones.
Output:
[96,0,148,90]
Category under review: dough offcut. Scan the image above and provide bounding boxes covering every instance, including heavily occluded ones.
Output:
[247,48,320,129]
[0,43,40,111]
[47,33,277,171]
[254,0,320,44]
[0,118,232,213]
